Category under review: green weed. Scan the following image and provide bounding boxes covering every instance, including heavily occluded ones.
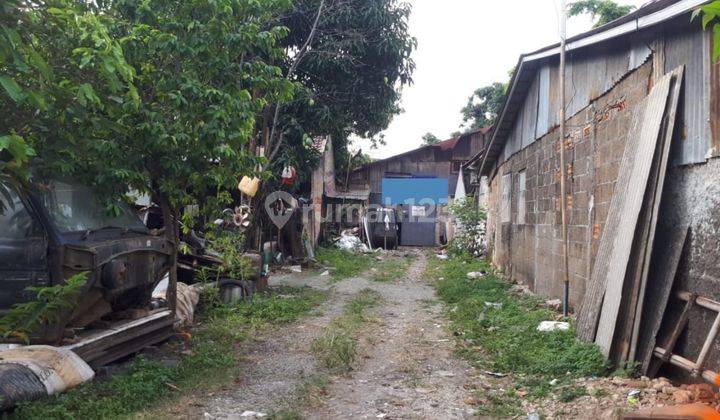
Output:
[559,386,588,402]
[475,388,524,418]
[316,248,372,282]
[428,256,610,405]
[14,287,327,419]
[370,256,410,283]
[311,288,380,374]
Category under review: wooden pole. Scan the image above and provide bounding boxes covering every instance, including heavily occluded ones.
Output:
[559,0,571,317]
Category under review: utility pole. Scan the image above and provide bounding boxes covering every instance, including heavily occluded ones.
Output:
[558,0,571,317]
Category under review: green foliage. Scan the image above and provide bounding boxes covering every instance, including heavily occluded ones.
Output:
[693,1,720,61]
[311,288,380,373]
[421,132,440,146]
[460,82,507,130]
[1,0,137,176]
[448,198,487,258]
[268,0,416,179]
[0,272,88,343]
[15,286,326,418]
[207,231,253,281]
[568,0,635,28]
[316,248,373,282]
[429,256,609,380]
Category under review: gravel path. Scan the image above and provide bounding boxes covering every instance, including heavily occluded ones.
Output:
[310,249,478,420]
[178,249,478,419]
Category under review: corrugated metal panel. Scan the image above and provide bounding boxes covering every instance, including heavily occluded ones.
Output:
[665,29,710,165]
[567,53,590,118]
[629,41,652,71]
[548,64,560,130]
[586,52,609,100]
[605,48,631,92]
[521,74,539,148]
[498,40,672,163]
[536,66,551,138]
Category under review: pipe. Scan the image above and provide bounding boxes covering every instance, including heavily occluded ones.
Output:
[559,0,570,317]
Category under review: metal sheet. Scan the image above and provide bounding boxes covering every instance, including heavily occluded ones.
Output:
[567,54,590,118]
[400,221,436,247]
[521,74,539,148]
[629,41,652,71]
[665,29,710,165]
[606,48,632,91]
[381,178,448,205]
[536,66,551,138]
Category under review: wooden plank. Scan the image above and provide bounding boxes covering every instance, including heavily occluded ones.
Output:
[615,68,684,364]
[593,73,673,357]
[650,295,695,378]
[628,67,685,363]
[638,226,689,374]
[652,347,720,386]
[576,73,671,344]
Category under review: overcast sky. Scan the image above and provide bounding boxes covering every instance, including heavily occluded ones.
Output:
[355,0,647,159]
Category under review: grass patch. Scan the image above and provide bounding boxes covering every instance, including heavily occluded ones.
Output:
[316,248,373,282]
[370,256,411,283]
[427,256,609,404]
[14,286,327,419]
[559,385,588,402]
[475,388,525,418]
[311,289,381,374]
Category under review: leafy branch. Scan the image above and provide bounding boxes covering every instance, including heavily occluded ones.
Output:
[0,272,88,343]
[693,1,720,61]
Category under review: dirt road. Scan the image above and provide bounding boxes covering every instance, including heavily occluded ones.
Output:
[184,249,478,419]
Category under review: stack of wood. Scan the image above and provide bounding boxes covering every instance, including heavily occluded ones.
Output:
[575,67,687,372]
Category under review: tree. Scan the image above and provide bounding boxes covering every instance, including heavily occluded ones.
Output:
[9,0,295,295]
[421,132,440,146]
[460,82,507,130]
[1,1,135,177]
[568,0,635,28]
[265,0,416,175]
[694,1,720,61]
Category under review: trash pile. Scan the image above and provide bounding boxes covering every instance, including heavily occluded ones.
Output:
[334,228,369,253]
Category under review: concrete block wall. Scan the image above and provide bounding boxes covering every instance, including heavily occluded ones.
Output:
[489,61,653,307]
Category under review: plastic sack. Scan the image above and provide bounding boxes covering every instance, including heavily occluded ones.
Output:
[238,176,260,197]
[0,345,94,409]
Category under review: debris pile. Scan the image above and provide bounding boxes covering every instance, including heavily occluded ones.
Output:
[520,376,720,419]
[334,228,369,253]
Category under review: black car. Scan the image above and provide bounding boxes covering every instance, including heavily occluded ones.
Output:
[0,178,174,345]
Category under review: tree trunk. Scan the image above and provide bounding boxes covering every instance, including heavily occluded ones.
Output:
[157,194,178,318]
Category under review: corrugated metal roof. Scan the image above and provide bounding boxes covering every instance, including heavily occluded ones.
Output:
[479,0,710,175]
[355,126,490,170]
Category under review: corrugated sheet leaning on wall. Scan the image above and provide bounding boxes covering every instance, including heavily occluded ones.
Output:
[499,28,713,167]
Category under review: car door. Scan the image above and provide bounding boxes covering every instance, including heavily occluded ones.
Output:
[0,185,49,312]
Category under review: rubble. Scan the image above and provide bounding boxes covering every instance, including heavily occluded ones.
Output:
[544,299,563,311]
[520,375,720,418]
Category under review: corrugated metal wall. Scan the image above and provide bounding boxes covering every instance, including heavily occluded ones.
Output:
[499,27,711,167]
[664,29,711,165]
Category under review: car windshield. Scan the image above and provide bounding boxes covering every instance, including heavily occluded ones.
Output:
[36,180,147,234]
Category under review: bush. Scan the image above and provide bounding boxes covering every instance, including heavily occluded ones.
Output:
[448,198,487,258]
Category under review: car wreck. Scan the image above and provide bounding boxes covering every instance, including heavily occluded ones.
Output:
[0,179,176,366]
